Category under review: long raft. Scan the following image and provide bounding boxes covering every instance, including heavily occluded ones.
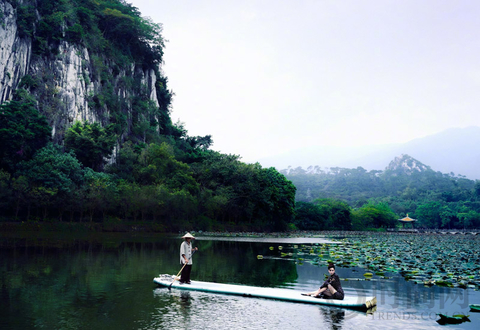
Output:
[153,274,377,310]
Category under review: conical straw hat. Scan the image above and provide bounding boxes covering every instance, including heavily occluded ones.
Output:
[181,232,195,239]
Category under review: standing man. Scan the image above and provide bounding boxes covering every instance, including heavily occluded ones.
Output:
[179,232,198,284]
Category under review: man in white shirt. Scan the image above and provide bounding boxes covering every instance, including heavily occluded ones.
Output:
[179,232,198,284]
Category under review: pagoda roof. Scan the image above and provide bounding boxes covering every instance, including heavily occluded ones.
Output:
[398,214,417,222]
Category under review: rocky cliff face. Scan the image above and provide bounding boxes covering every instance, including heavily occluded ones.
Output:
[0,0,164,143]
[0,0,31,103]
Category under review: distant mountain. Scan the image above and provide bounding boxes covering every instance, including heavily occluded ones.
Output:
[385,154,431,175]
[258,126,480,180]
[280,154,477,228]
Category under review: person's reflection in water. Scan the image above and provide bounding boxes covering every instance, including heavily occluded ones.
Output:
[180,291,192,305]
[176,291,193,325]
[319,307,345,330]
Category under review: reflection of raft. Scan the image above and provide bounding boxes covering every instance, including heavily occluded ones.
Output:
[436,313,470,325]
[470,304,480,312]
[153,274,377,310]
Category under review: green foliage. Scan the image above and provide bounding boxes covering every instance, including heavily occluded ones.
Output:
[457,209,480,228]
[64,121,116,171]
[294,198,354,231]
[18,75,40,89]
[17,143,85,194]
[137,142,199,193]
[415,201,443,228]
[313,198,352,230]
[259,167,296,231]
[190,153,296,231]
[131,96,163,143]
[65,23,85,43]
[0,98,51,172]
[294,201,328,230]
[14,143,87,220]
[83,169,118,222]
[0,138,298,230]
[284,161,480,229]
[474,181,480,200]
[85,2,161,62]
[351,202,396,230]
[15,4,36,38]
[0,170,12,214]
[176,135,214,163]
[105,141,141,181]
[20,0,165,64]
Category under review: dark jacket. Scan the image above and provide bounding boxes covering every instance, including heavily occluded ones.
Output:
[320,273,344,294]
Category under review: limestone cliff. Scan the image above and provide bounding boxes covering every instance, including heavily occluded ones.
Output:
[0,0,30,103]
[0,0,171,144]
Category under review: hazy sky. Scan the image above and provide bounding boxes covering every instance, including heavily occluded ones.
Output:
[131,0,480,164]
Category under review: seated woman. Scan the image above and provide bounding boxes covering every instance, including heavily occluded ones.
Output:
[303,263,344,300]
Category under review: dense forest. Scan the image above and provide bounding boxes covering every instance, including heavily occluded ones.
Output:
[0,0,296,231]
[282,155,480,230]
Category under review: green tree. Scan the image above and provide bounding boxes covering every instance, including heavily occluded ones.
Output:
[0,99,51,172]
[83,170,117,222]
[457,209,480,229]
[64,121,116,171]
[16,143,86,220]
[12,176,29,219]
[440,205,457,229]
[352,202,396,230]
[294,201,328,230]
[415,201,443,228]
[105,141,143,182]
[18,143,85,194]
[28,186,57,220]
[137,142,198,193]
[189,152,295,229]
[313,198,352,230]
[0,170,12,216]
[473,181,480,200]
[259,167,296,231]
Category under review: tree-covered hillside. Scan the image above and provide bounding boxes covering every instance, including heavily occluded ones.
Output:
[282,155,480,230]
[0,0,296,231]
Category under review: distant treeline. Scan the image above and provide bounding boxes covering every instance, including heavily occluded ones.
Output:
[284,162,480,230]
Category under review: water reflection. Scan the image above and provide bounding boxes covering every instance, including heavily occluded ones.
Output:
[319,307,345,330]
[180,291,192,303]
[1,233,480,329]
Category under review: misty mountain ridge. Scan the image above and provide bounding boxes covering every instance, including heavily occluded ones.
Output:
[259,126,480,180]
[282,154,432,177]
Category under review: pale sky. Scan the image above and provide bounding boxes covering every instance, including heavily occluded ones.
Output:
[131,0,480,164]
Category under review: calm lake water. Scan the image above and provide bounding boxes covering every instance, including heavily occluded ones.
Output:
[1,232,479,330]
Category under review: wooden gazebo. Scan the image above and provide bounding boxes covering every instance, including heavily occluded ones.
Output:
[398,214,417,228]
